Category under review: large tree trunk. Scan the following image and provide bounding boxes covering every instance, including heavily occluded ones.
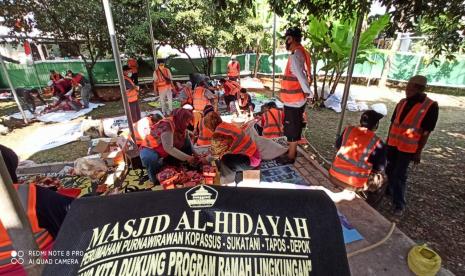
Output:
[253,52,261,78]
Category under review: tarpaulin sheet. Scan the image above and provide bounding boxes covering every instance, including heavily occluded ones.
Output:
[8,103,104,123]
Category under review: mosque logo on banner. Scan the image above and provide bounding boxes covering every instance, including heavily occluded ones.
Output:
[186,185,218,208]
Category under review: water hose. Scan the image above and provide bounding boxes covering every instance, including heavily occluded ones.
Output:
[347,222,396,258]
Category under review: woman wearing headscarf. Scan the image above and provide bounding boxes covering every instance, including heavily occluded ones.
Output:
[203,111,261,184]
[137,108,197,183]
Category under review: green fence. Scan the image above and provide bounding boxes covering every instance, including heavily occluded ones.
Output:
[1,52,465,89]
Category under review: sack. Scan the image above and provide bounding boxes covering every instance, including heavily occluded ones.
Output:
[243,121,287,160]
[74,157,107,180]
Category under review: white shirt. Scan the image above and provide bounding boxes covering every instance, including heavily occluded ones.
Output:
[285,48,313,108]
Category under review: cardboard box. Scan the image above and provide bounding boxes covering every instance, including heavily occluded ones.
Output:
[93,138,118,154]
[243,170,260,185]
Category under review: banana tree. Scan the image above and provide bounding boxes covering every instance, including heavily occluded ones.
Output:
[307,14,389,97]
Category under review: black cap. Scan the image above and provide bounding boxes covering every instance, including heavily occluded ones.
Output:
[122,65,130,71]
[240,88,247,93]
[285,27,303,42]
[360,110,384,129]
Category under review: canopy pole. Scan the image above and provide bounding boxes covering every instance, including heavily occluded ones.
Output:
[271,12,277,97]
[146,0,158,69]
[335,14,364,139]
[0,55,28,124]
[102,0,136,142]
[0,153,42,275]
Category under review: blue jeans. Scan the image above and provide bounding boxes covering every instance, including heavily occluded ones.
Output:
[140,147,162,184]
[386,146,413,210]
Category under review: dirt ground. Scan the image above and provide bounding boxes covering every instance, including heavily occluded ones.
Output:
[0,84,464,273]
[305,85,465,274]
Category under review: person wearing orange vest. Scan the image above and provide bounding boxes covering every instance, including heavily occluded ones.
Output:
[122,65,141,122]
[204,111,260,184]
[136,109,200,184]
[67,70,91,108]
[195,105,215,146]
[192,81,216,129]
[261,102,284,138]
[329,110,387,206]
[219,78,240,112]
[280,27,313,163]
[179,81,193,107]
[227,56,240,82]
[127,57,139,84]
[238,88,255,114]
[0,147,74,276]
[386,75,438,216]
[153,59,174,115]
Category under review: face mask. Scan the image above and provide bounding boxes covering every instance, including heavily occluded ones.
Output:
[285,38,292,51]
[127,72,132,77]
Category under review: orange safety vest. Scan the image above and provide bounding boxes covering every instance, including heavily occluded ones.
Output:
[182,86,193,106]
[134,117,175,150]
[124,76,138,103]
[387,97,435,153]
[128,58,138,73]
[197,118,213,146]
[193,87,210,111]
[280,45,312,104]
[227,61,240,77]
[0,184,54,273]
[215,122,257,158]
[155,67,171,90]
[329,126,381,188]
[262,108,284,138]
[223,80,241,96]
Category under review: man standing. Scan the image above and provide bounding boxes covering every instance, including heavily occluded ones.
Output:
[386,75,439,216]
[153,59,173,115]
[123,65,141,122]
[280,27,313,163]
[227,55,240,82]
[193,81,216,129]
[67,70,91,108]
[128,57,139,85]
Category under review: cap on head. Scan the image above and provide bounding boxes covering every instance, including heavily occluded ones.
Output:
[185,81,192,87]
[50,70,55,73]
[47,80,54,87]
[240,88,247,93]
[408,75,427,87]
[231,55,237,60]
[285,27,303,42]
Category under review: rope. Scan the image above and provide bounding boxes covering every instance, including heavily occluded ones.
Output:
[302,128,332,165]
[347,222,396,258]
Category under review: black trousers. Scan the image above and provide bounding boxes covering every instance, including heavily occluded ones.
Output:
[386,146,413,210]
